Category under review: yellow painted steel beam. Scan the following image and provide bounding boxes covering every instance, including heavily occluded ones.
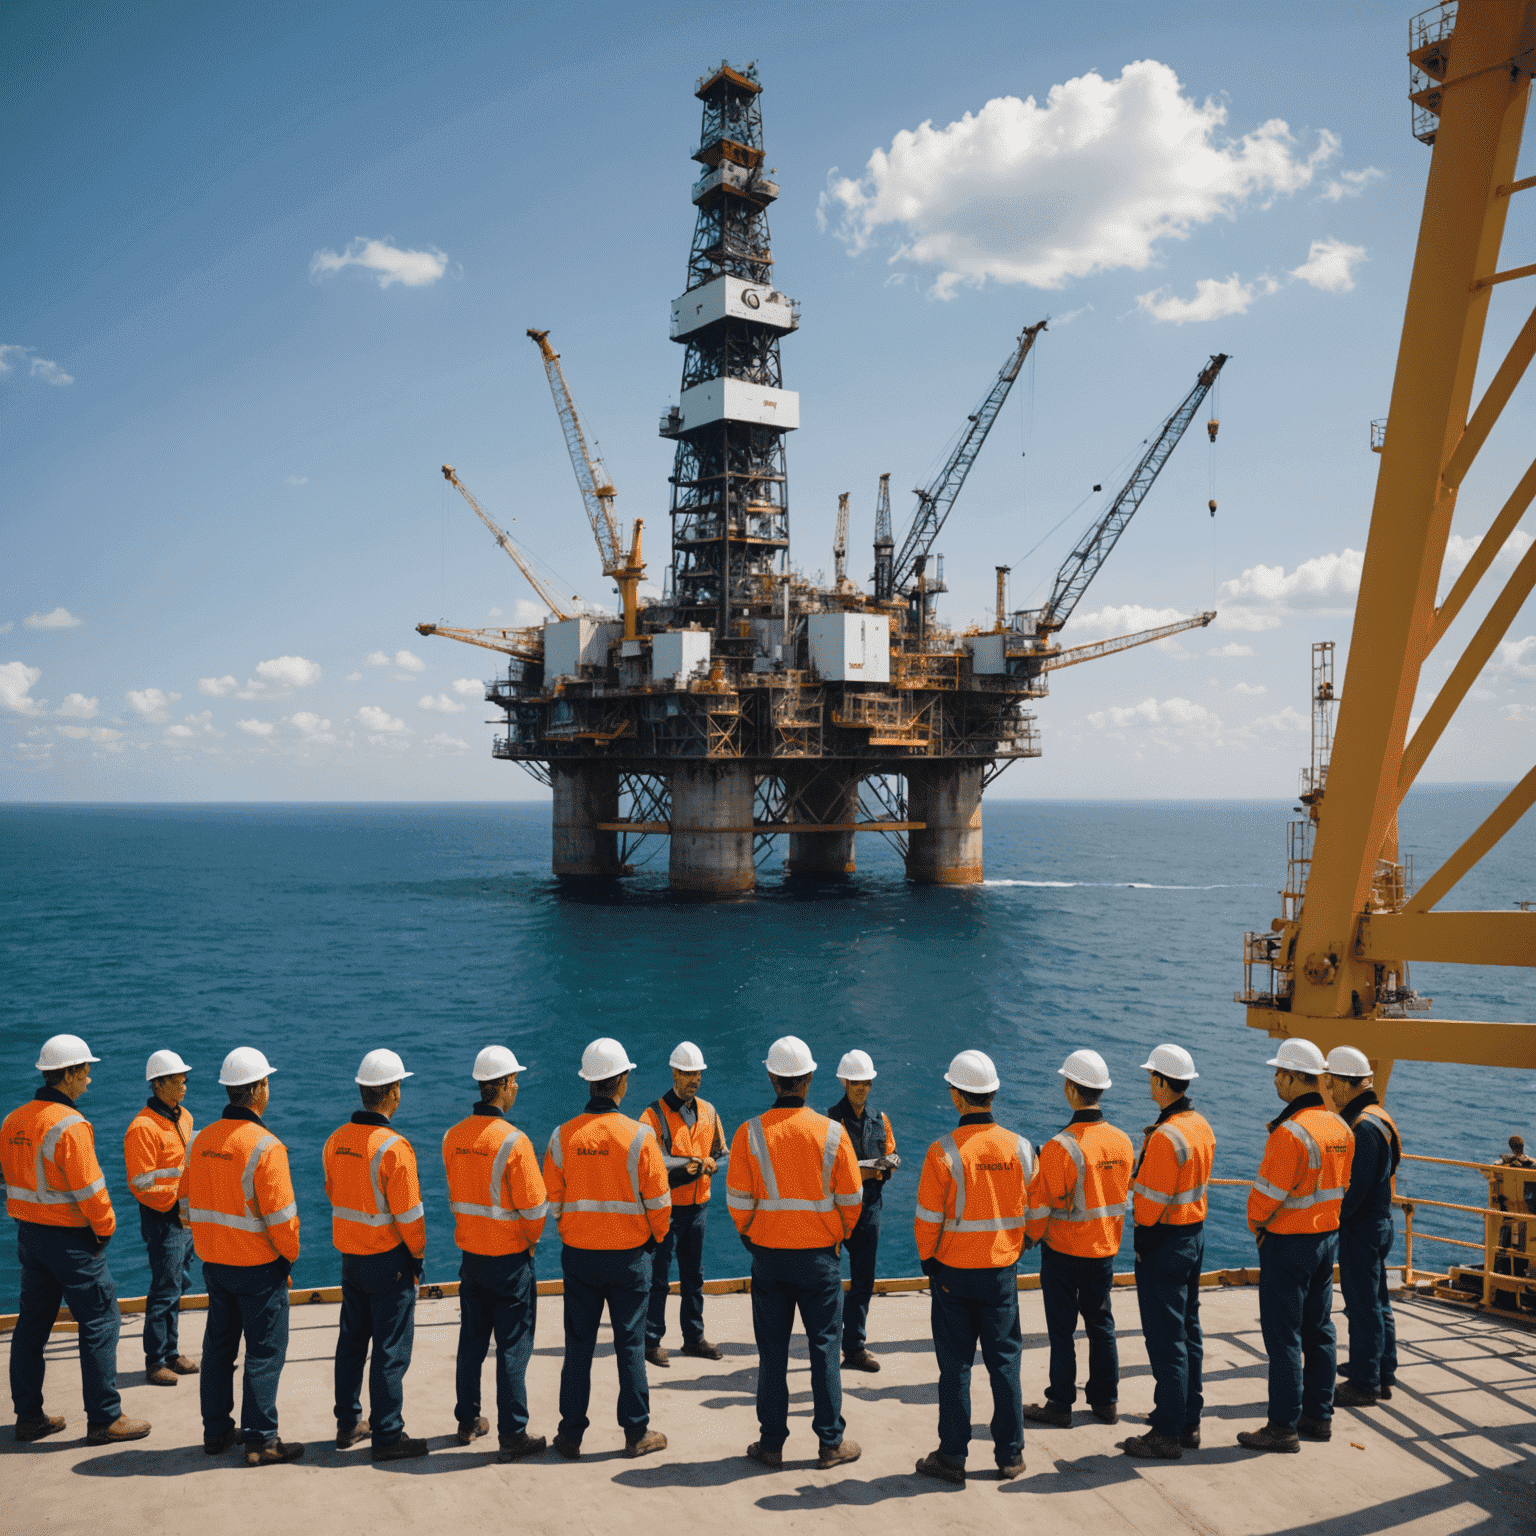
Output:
[1429,451,1536,646]
[1439,300,1536,489]
[1406,763,1536,911]
[1244,1007,1536,1069]
[1360,910,1536,967]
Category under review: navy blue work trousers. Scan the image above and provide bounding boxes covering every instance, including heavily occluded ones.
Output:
[139,1205,194,1368]
[558,1244,650,1444]
[841,1208,880,1356]
[647,1203,706,1347]
[1039,1244,1118,1409]
[750,1244,845,1449]
[335,1245,417,1446]
[1258,1229,1338,1429]
[1134,1226,1205,1438]
[455,1247,537,1438]
[201,1258,290,1448]
[10,1223,122,1426]
[1339,1217,1398,1392]
[930,1261,1023,1467]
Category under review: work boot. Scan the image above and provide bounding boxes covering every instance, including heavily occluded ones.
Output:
[85,1416,151,1445]
[552,1433,582,1460]
[1334,1382,1381,1408]
[168,1356,199,1375]
[625,1428,667,1458]
[146,1365,179,1387]
[246,1438,305,1466]
[1123,1431,1182,1460]
[497,1430,547,1463]
[1378,1382,1395,1401]
[1180,1426,1201,1450]
[1090,1402,1119,1425]
[843,1349,881,1373]
[817,1437,861,1468]
[746,1441,783,1468]
[914,1450,965,1484]
[204,1425,240,1455]
[372,1436,428,1462]
[1022,1402,1071,1428]
[1297,1415,1332,1441]
[997,1456,1026,1480]
[336,1418,372,1449]
[681,1338,723,1361]
[645,1346,670,1368]
[14,1414,66,1443]
[456,1415,489,1445]
[1236,1422,1301,1454]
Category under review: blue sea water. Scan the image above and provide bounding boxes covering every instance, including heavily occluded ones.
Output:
[2,790,1533,1309]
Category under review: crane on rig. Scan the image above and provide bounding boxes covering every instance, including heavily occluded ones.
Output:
[872,473,894,600]
[832,492,853,593]
[441,464,573,621]
[526,328,646,640]
[414,621,541,661]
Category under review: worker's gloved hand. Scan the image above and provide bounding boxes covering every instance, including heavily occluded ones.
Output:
[410,1254,425,1281]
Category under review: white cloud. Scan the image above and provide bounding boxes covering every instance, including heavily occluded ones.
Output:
[1,661,43,715]
[1232,682,1268,695]
[285,475,308,486]
[310,238,448,289]
[1208,642,1254,657]
[357,705,409,734]
[1320,167,1384,202]
[126,687,181,723]
[366,648,426,678]
[425,732,470,751]
[253,654,321,691]
[1050,305,1093,327]
[1291,237,1366,293]
[1064,604,1187,637]
[450,677,483,696]
[198,675,238,697]
[57,724,122,743]
[56,693,99,718]
[822,60,1337,297]
[0,344,74,386]
[345,670,362,681]
[236,718,275,737]
[24,607,82,630]
[1495,636,1536,679]
[1444,529,1534,584]
[286,711,337,745]
[1242,705,1309,734]
[486,601,546,627]
[0,621,11,634]
[1087,695,1221,733]
[1137,272,1278,324]
[164,710,222,740]
[418,692,466,713]
[1216,548,1362,631]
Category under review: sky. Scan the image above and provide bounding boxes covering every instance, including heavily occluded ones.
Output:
[4,0,1534,801]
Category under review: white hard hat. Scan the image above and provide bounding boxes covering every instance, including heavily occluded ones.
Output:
[356,1049,412,1087]
[1266,1038,1328,1074]
[579,1037,637,1082]
[1059,1048,1112,1091]
[35,1034,100,1072]
[145,1049,191,1081]
[764,1036,817,1076]
[1139,1044,1198,1081]
[669,1041,708,1071]
[218,1046,275,1087]
[944,1050,1000,1094]
[472,1045,524,1081]
[837,1049,877,1081]
[1325,1045,1373,1077]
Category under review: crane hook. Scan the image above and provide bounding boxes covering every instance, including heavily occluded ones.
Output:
[1207,419,1220,443]
[1209,499,1217,517]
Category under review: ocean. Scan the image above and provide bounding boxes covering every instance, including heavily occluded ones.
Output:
[3,789,1533,1307]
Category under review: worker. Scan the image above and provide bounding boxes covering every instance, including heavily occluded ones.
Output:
[912,1050,1033,1485]
[1122,1044,1215,1460]
[641,1040,727,1367]
[124,1049,198,1387]
[3,1035,150,1446]
[1324,1045,1400,1408]
[728,1035,864,1470]
[324,1048,428,1461]
[544,1037,670,1460]
[827,1048,899,1374]
[1237,1038,1354,1454]
[1023,1048,1133,1428]
[1498,1135,1535,1169]
[181,1046,304,1466]
[443,1045,548,1463]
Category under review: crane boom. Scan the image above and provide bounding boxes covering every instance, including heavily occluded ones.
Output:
[415,622,542,661]
[891,319,1047,596]
[1034,611,1216,673]
[441,465,571,621]
[1034,354,1228,635]
[872,472,894,601]
[832,492,850,587]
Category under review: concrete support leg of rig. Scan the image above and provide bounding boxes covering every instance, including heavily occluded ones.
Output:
[551,763,623,879]
[669,764,755,895]
[785,770,857,876]
[905,764,984,885]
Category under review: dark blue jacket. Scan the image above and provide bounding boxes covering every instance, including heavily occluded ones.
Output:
[827,1096,895,1215]
[1340,1091,1400,1225]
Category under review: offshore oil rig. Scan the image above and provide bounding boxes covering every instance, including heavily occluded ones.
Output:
[420,62,1223,894]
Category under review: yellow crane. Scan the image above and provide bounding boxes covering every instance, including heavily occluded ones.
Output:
[440,464,574,621]
[832,492,853,593]
[527,328,646,640]
[414,622,541,661]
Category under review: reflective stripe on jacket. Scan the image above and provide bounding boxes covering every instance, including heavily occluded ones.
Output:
[1025,1115,1134,1259]
[726,1104,863,1250]
[181,1115,300,1266]
[1131,1105,1215,1229]
[124,1101,194,1214]
[1248,1099,1354,1236]
[324,1121,426,1257]
[443,1112,547,1256]
[914,1120,1035,1268]
[1,1097,115,1237]
[543,1111,669,1250]
[640,1095,725,1207]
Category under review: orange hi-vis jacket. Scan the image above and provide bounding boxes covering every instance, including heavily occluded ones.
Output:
[124,1099,194,1215]
[543,1104,670,1251]
[1131,1101,1215,1229]
[1247,1095,1355,1236]
[640,1093,726,1207]
[914,1117,1036,1269]
[1026,1111,1134,1259]
[443,1107,547,1256]
[1,1093,115,1238]
[180,1110,300,1266]
[726,1101,864,1250]
[324,1115,426,1258]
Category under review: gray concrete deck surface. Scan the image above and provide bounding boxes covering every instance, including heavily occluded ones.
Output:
[2,1282,1532,1535]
